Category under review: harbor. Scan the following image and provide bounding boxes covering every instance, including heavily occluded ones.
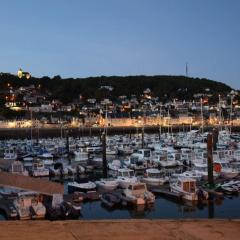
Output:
[0,129,240,221]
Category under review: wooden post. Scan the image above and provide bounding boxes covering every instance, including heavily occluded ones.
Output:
[212,128,218,151]
[102,131,107,178]
[207,133,214,186]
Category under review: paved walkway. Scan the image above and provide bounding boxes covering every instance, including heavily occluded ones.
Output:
[0,219,239,240]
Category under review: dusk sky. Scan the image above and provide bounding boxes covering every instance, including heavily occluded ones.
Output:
[0,0,240,89]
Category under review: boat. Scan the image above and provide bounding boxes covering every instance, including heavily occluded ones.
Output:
[170,178,208,201]
[4,148,17,160]
[100,192,122,208]
[13,192,46,220]
[10,160,29,176]
[142,168,169,186]
[214,160,239,179]
[117,168,138,189]
[122,183,155,205]
[108,160,121,171]
[31,160,49,177]
[95,178,119,191]
[67,180,96,193]
[73,149,89,164]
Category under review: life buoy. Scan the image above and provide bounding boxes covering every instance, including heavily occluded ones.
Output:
[214,163,222,173]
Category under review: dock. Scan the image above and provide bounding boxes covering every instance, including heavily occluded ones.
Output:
[0,219,239,240]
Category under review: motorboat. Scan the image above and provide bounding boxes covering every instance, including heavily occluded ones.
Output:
[73,149,89,164]
[117,168,138,189]
[142,168,169,186]
[108,160,121,171]
[100,192,122,208]
[193,162,220,180]
[10,160,29,176]
[172,170,202,181]
[95,178,119,191]
[31,160,49,177]
[122,183,155,205]
[214,160,239,179]
[170,178,208,201]
[67,181,96,193]
[13,192,46,220]
[4,148,17,160]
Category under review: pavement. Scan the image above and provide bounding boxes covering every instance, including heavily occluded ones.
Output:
[0,219,239,240]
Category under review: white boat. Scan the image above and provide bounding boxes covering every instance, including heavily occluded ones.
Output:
[32,160,49,177]
[4,148,17,160]
[193,162,220,180]
[95,179,119,191]
[13,192,46,220]
[170,178,208,201]
[122,183,155,205]
[68,181,96,193]
[214,160,239,179]
[117,168,138,189]
[108,160,121,171]
[10,160,29,176]
[74,149,89,164]
[172,170,202,181]
[142,168,169,186]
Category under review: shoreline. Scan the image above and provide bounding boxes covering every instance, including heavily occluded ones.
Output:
[0,219,239,240]
[1,125,240,139]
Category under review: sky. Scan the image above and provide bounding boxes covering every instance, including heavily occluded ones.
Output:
[0,0,240,89]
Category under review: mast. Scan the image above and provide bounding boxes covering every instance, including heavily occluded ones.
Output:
[200,98,204,135]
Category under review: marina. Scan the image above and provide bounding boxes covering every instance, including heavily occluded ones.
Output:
[0,130,240,220]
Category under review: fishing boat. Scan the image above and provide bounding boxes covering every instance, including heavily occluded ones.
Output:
[73,149,89,164]
[170,178,208,201]
[117,168,138,189]
[31,160,49,177]
[4,148,17,160]
[122,183,155,205]
[13,192,46,220]
[142,168,169,186]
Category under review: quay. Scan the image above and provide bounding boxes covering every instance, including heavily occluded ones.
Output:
[0,219,239,240]
[1,125,240,139]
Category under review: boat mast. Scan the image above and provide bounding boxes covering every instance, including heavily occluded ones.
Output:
[200,98,204,135]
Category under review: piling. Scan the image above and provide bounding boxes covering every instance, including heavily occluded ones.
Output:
[212,128,219,151]
[207,133,214,187]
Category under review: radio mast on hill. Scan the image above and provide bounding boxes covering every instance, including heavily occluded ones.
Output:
[185,62,188,77]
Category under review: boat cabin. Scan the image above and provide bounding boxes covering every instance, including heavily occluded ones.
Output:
[176,178,196,193]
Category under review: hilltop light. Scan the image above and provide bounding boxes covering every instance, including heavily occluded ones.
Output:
[17,68,31,79]
[18,69,23,78]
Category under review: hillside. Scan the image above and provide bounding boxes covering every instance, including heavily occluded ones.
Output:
[0,73,232,103]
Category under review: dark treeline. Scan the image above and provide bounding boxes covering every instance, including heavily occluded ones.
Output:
[0,73,232,103]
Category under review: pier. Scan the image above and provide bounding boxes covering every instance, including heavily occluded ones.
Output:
[0,219,239,240]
